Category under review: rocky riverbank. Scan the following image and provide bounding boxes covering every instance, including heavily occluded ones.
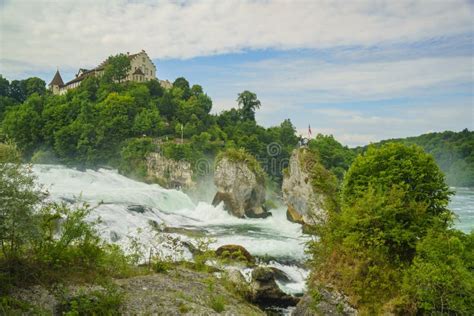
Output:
[9,267,265,315]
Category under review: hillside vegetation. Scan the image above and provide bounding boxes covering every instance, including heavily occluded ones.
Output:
[0,56,298,185]
[355,129,474,187]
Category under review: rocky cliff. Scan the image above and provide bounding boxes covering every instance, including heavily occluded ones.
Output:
[146,152,194,189]
[212,151,270,218]
[282,148,327,225]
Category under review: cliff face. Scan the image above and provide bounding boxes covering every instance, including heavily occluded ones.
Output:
[212,157,269,218]
[282,148,326,225]
[146,153,194,189]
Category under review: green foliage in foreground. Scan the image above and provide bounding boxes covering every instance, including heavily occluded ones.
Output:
[0,143,140,299]
[401,229,474,315]
[355,129,474,187]
[57,286,123,316]
[309,143,473,315]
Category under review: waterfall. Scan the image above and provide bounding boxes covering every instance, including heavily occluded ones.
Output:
[32,164,311,294]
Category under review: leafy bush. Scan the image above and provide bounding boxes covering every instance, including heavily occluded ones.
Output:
[34,202,104,270]
[57,286,123,316]
[0,142,42,262]
[309,143,462,314]
[400,229,474,314]
[355,129,474,186]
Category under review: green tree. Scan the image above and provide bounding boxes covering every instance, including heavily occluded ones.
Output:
[309,134,355,181]
[237,90,261,121]
[102,54,131,83]
[146,79,164,97]
[0,75,9,97]
[0,142,42,260]
[2,95,44,156]
[173,77,191,99]
[24,77,46,96]
[8,80,26,103]
[343,143,452,223]
[401,229,474,314]
[132,108,164,136]
[310,143,455,313]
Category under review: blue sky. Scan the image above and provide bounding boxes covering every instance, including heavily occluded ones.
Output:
[1,0,473,146]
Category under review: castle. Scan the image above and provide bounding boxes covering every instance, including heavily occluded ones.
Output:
[49,50,171,95]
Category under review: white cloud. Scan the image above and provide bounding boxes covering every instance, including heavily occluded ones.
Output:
[291,101,473,147]
[240,56,473,102]
[1,0,472,77]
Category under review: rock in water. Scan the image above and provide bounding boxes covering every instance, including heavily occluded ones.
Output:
[250,267,300,307]
[126,204,150,213]
[212,154,270,218]
[215,244,255,264]
[282,148,327,225]
[146,152,194,189]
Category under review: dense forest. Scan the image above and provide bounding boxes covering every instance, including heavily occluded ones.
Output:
[0,55,298,185]
[355,129,474,187]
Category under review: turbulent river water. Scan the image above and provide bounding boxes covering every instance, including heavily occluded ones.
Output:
[32,164,474,300]
[32,164,310,296]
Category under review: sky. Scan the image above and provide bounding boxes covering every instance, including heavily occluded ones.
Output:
[0,0,473,147]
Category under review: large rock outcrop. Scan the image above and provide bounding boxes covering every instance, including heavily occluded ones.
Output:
[146,152,194,189]
[212,153,270,218]
[282,148,326,225]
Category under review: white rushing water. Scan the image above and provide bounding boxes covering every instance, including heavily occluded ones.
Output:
[32,164,310,295]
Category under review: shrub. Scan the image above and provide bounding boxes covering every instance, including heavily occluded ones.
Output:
[209,295,226,313]
[57,286,123,316]
[400,229,474,314]
[309,143,458,313]
[34,202,104,270]
[0,142,42,262]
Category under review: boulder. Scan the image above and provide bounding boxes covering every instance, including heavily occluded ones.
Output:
[215,244,255,264]
[146,152,194,189]
[250,267,300,308]
[212,155,270,218]
[292,287,357,316]
[282,148,327,225]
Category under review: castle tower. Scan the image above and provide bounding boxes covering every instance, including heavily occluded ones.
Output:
[49,70,64,95]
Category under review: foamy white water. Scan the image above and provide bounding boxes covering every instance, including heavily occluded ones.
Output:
[32,164,310,294]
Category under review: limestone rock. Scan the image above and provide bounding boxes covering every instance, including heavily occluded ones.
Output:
[146,152,194,189]
[212,156,270,218]
[282,148,326,225]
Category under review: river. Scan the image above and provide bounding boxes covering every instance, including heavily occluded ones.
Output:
[31,164,473,301]
[32,164,310,297]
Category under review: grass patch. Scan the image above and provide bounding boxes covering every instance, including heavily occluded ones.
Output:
[209,295,226,313]
[56,285,123,315]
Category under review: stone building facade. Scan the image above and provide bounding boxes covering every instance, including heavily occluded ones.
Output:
[49,50,168,95]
